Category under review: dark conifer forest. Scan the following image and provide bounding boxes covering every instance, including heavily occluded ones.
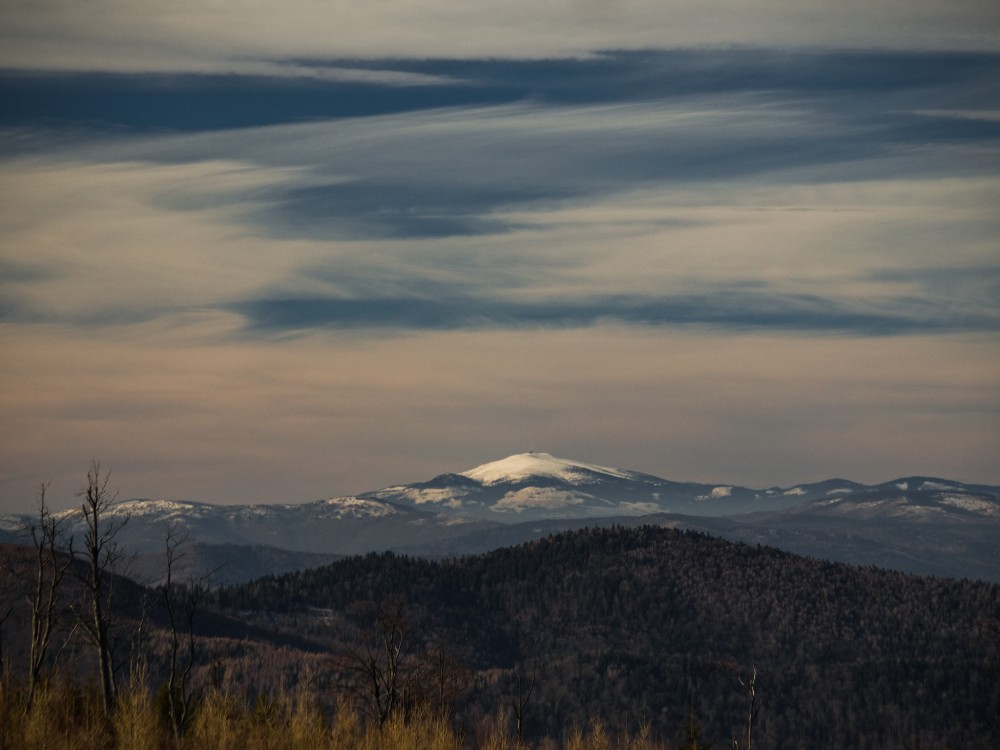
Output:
[212,526,1000,749]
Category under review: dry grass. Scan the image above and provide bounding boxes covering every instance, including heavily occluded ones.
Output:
[0,681,669,750]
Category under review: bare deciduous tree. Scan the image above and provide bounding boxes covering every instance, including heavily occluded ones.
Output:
[0,556,15,687]
[75,460,129,716]
[511,661,536,747]
[416,641,468,721]
[337,598,416,726]
[161,523,207,739]
[25,483,74,712]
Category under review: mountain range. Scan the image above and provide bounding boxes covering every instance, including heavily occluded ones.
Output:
[365,452,1000,520]
[2,452,998,583]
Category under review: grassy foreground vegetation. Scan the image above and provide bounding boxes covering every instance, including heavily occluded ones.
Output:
[0,679,672,750]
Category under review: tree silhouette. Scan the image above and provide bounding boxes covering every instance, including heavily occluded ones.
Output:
[75,461,129,716]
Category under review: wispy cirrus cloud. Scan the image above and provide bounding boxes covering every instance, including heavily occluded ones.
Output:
[2,0,998,77]
[232,288,1000,336]
[2,53,999,336]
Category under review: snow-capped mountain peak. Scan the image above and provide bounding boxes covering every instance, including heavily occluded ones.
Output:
[2,457,998,584]
[460,452,640,486]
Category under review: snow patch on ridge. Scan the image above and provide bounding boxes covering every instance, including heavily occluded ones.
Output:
[0,514,24,532]
[119,499,200,513]
[696,486,733,501]
[443,516,479,526]
[938,494,1000,516]
[377,486,469,508]
[490,487,587,513]
[891,505,945,519]
[320,496,398,517]
[619,501,662,514]
[919,480,959,492]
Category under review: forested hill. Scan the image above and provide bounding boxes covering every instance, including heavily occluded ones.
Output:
[214,526,1000,749]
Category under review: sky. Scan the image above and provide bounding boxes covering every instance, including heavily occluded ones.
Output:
[1,1,999,512]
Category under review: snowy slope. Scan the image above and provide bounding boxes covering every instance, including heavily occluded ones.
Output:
[461,452,643,485]
[779,487,1000,522]
[368,452,825,521]
[366,453,1000,524]
[0,495,495,558]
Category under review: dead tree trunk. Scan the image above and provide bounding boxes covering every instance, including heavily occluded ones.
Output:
[76,461,128,717]
[734,665,761,750]
[161,524,205,739]
[511,662,536,747]
[26,483,74,712]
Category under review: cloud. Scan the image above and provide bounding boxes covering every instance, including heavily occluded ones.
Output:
[1,0,998,77]
[6,50,1000,138]
[2,68,998,334]
[231,287,1000,336]
[0,69,489,135]
[0,157,321,325]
